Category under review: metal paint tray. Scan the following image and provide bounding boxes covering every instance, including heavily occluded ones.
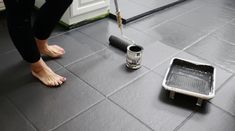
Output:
[162,58,215,106]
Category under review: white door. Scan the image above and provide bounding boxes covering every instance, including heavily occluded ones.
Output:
[0,0,5,11]
[71,0,109,17]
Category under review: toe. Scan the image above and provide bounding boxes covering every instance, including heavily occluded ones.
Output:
[61,77,66,82]
[58,80,63,85]
[56,74,66,82]
[54,75,64,86]
[47,81,54,87]
[55,45,64,50]
[48,77,56,87]
[54,45,65,53]
[52,76,61,87]
[61,77,66,83]
[54,81,60,86]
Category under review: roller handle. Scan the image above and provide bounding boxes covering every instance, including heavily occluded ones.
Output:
[114,0,119,13]
[109,35,131,52]
[113,0,123,34]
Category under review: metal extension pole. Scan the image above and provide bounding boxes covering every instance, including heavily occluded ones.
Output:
[113,0,136,44]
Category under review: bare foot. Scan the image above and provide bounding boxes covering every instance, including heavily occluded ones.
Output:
[36,38,65,58]
[31,58,66,87]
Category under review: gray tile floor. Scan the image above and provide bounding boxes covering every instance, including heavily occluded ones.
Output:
[109,0,185,23]
[1,0,235,131]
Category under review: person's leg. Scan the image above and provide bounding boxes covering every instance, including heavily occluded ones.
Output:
[3,0,40,63]
[3,0,66,87]
[33,0,73,58]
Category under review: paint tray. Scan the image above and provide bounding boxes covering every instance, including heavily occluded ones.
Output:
[162,58,215,106]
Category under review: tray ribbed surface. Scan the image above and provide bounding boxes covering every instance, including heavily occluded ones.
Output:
[166,65,213,95]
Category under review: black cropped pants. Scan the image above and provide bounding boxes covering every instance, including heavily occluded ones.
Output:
[3,0,73,63]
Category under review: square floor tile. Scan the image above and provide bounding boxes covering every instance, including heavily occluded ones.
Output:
[0,97,35,131]
[173,6,232,34]
[0,25,15,54]
[214,23,235,44]
[67,49,149,96]
[232,19,235,25]
[110,0,149,20]
[50,24,69,37]
[145,21,205,50]
[192,5,235,21]
[130,0,183,10]
[186,35,235,72]
[211,76,235,116]
[7,69,104,131]
[123,27,157,47]
[0,12,6,26]
[55,100,150,131]
[130,2,191,32]
[153,51,233,91]
[79,19,120,45]
[79,19,155,47]
[142,41,179,69]
[49,30,106,66]
[130,0,213,32]
[177,0,211,10]
[211,0,235,10]
[110,72,193,131]
[178,104,235,131]
[0,50,62,94]
[110,0,197,23]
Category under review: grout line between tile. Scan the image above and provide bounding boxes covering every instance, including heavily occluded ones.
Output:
[63,67,106,97]
[49,19,108,40]
[214,74,234,93]
[56,60,155,131]
[49,99,105,131]
[108,98,155,131]
[107,69,151,97]
[209,102,235,118]
[141,5,202,32]
[180,18,235,73]
[54,45,149,98]
[173,111,195,131]
[210,1,235,12]
[63,56,151,99]
[229,21,235,25]
[185,51,234,74]
[63,47,107,67]
[5,96,39,131]
[211,62,234,74]
[0,48,16,56]
[49,26,90,39]
[183,29,221,51]
[151,70,165,78]
[183,16,235,50]
[148,50,183,70]
[218,37,235,47]
[175,102,235,131]
[77,30,110,48]
[53,67,154,130]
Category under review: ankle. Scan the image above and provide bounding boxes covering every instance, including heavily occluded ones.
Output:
[31,58,46,72]
[35,38,48,49]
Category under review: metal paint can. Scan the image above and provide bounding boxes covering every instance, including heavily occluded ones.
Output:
[126,44,143,70]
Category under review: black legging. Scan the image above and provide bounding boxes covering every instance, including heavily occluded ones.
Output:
[3,0,73,63]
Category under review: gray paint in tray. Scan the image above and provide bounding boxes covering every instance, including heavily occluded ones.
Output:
[165,58,214,95]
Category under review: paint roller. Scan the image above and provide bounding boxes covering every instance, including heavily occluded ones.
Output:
[109,0,144,70]
[109,0,136,52]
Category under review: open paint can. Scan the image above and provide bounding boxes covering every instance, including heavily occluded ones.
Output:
[126,44,144,70]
